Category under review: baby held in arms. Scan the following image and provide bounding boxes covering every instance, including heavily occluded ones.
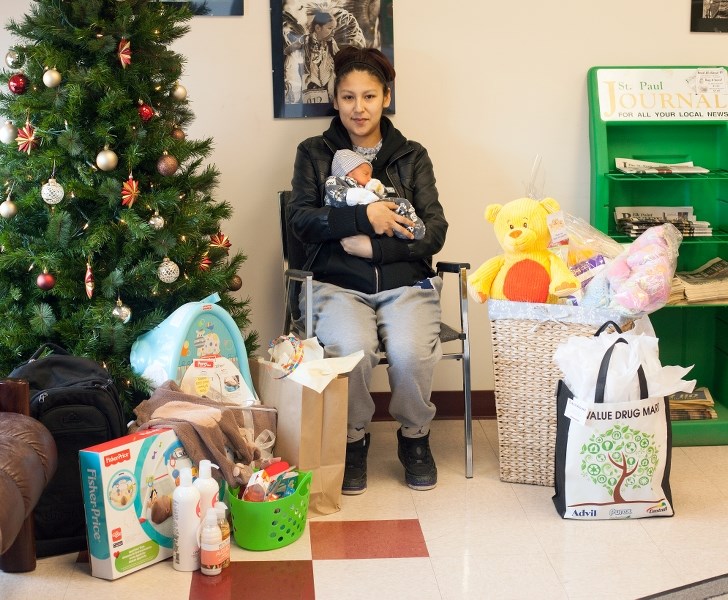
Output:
[324,149,425,240]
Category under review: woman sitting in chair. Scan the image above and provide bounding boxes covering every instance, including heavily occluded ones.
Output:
[288,45,448,494]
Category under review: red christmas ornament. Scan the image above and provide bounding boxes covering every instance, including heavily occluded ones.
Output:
[8,73,28,94]
[118,38,131,68]
[138,102,154,122]
[37,270,56,291]
[85,262,94,299]
[16,121,38,154]
[121,175,140,207]
[209,232,232,253]
[199,254,212,272]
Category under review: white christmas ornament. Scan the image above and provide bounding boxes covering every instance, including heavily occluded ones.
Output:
[157,257,180,283]
[42,68,62,88]
[41,178,65,205]
[96,147,118,171]
[0,121,18,144]
[0,198,17,219]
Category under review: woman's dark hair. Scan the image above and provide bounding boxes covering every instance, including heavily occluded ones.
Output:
[333,46,396,95]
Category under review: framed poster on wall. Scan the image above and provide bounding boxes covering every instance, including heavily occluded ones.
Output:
[160,1,243,16]
[270,0,394,119]
[691,0,728,32]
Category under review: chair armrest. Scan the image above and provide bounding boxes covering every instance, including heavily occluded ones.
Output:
[285,268,314,282]
[284,269,313,338]
[436,261,470,273]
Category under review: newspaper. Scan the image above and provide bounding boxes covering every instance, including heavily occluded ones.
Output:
[613,205,711,238]
[676,258,728,284]
[675,258,728,302]
[615,158,710,174]
[613,206,694,221]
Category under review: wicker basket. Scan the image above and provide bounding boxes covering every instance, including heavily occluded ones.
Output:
[488,300,633,487]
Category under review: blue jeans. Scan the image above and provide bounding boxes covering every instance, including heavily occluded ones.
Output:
[301,278,443,442]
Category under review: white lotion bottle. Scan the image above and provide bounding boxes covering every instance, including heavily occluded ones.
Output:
[172,467,201,572]
[193,459,220,518]
[199,508,223,576]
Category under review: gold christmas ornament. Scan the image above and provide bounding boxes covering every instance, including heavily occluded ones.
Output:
[42,67,62,88]
[170,82,187,101]
[0,197,17,219]
[96,146,119,171]
[0,121,18,144]
[170,127,186,141]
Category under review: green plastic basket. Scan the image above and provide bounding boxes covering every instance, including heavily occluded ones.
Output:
[226,470,311,551]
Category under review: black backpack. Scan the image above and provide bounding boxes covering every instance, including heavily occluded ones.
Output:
[8,343,127,557]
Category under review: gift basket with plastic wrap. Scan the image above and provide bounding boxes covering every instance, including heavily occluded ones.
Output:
[468,174,683,486]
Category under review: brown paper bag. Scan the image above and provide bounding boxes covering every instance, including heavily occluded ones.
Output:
[249,359,348,516]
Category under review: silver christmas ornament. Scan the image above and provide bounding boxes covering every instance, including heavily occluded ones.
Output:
[41,178,65,205]
[148,211,165,230]
[112,299,132,324]
[0,121,17,145]
[0,198,17,219]
[157,257,180,283]
[96,147,119,171]
[42,67,62,88]
[4,50,19,69]
[170,83,187,101]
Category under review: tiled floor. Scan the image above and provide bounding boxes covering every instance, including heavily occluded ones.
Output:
[3,419,728,599]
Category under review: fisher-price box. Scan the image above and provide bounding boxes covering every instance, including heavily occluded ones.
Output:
[79,428,192,580]
[130,293,257,405]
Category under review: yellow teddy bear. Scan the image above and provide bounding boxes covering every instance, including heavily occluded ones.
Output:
[467,197,580,304]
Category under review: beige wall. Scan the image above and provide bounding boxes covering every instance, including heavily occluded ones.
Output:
[1,1,726,392]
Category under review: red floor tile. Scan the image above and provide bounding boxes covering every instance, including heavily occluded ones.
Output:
[310,519,429,560]
[189,560,314,600]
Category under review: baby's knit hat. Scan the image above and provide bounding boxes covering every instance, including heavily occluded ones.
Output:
[332,149,371,178]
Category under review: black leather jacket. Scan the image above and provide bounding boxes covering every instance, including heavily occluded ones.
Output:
[289,116,448,294]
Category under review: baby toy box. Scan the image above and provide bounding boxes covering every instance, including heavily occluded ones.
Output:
[79,428,192,580]
[130,293,257,405]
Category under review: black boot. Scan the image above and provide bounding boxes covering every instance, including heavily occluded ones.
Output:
[397,428,437,491]
[342,432,370,495]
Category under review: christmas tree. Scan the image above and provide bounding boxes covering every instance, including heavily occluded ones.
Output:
[0,0,257,416]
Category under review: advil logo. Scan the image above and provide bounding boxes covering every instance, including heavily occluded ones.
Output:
[104,449,131,467]
[111,528,122,543]
[571,508,597,517]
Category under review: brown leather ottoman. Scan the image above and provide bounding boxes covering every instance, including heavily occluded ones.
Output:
[0,379,57,572]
